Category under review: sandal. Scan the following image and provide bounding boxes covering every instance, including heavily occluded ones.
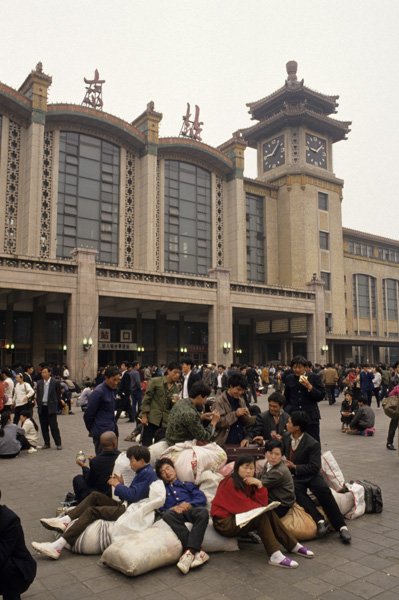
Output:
[269,557,298,569]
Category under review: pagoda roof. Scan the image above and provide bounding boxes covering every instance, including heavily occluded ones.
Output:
[241,104,351,148]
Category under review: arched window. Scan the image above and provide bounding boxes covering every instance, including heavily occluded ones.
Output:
[164,160,211,275]
[246,192,265,283]
[352,274,376,318]
[57,132,120,264]
[382,279,399,321]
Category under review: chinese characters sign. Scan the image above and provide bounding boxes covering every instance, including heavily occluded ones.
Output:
[180,103,203,141]
[82,69,105,110]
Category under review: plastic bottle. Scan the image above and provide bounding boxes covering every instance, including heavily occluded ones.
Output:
[76,450,85,463]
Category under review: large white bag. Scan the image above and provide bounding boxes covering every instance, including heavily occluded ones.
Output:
[321,451,345,492]
[111,452,135,499]
[66,519,112,555]
[111,480,166,542]
[149,440,169,467]
[330,488,355,516]
[344,482,366,520]
[198,470,223,508]
[162,441,227,483]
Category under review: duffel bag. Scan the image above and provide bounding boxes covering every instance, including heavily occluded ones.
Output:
[382,396,399,420]
[351,479,383,514]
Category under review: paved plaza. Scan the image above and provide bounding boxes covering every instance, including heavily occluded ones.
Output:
[1,393,399,600]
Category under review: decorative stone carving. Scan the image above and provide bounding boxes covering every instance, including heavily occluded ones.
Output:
[124,151,136,268]
[216,176,224,267]
[4,120,21,254]
[155,160,160,271]
[40,131,53,258]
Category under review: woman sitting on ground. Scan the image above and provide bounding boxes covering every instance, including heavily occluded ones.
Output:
[0,411,26,458]
[19,410,39,453]
[259,439,295,518]
[340,390,358,432]
[211,454,314,569]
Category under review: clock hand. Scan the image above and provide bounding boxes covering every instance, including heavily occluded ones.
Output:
[271,142,280,156]
[315,145,323,153]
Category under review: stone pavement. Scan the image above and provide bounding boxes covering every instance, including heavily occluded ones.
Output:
[1,393,399,600]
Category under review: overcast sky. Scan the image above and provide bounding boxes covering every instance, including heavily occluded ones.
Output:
[1,0,398,241]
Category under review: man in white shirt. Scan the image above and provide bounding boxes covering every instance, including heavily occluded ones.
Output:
[181,359,201,399]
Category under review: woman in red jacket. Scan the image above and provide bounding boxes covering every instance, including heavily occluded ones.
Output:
[211,454,314,568]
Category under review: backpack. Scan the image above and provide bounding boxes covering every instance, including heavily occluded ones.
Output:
[351,479,383,514]
[382,395,399,420]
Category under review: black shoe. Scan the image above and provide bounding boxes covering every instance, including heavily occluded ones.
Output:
[42,445,50,449]
[339,528,351,543]
[68,411,75,415]
[317,521,329,536]
[386,444,397,451]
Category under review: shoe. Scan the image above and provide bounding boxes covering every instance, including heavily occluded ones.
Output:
[68,411,75,415]
[28,447,38,453]
[269,557,298,569]
[42,445,50,449]
[191,549,210,568]
[176,550,194,574]
[346,429,359,435]
[124,434,134,441]
[339,528,352,544]
[31,541,61,560]
[294,545,314,559]
[317,520,329,537]
[387,444,397,451]
[40,517,67,533]
[57,446,62,450]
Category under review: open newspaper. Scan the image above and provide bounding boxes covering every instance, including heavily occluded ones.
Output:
[235,502,281,528]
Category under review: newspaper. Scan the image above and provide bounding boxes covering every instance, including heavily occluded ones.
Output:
[235,501,281,528]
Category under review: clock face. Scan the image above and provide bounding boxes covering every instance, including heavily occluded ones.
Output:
[306,134,327,168]
[263,135,285,172]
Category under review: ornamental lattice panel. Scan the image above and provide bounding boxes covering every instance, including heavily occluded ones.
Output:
[124,151,136,267]
[40,131,53,258]
[4,120,21,254]
[216,176,224,267]
[155,159,160,271]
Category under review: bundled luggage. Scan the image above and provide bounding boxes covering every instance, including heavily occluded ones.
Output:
[350,479,383,514]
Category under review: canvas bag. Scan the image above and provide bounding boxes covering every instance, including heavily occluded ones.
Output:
[382,395,399,420]
[161,441,227,484]
[280,503,318,541]
[344,482,366,520]
[321,450,345,492]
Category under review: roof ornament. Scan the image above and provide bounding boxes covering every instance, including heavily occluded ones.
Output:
[179,103,203,141]
[35,62,43,73]
[82,69,105,110]
[285,60,304,90]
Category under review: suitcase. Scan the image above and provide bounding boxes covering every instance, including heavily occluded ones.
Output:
[223,444,265,463]
[350,479,383,513]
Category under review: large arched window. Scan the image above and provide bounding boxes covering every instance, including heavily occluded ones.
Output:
[352,274,376,319]
[382,279,399,321]
[164,160,211,275]
[246,192,265,283]
[57,132,120,264]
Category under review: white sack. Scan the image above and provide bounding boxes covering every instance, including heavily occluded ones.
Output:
[321,450,345,492]
[344,482,366,520]
[330,488,355,516]
[162,441,227,484]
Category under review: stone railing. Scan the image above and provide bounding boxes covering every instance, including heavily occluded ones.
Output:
[0,255,76,273]
[230,281,315,300]
[96,267,218,289]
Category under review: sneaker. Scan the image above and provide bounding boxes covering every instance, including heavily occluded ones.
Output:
[191,549,210,568]
[31,541,61,560]
[28,447,38,453]
[177,550,194,574]
[269,556,298,569]
[40,517,67,533]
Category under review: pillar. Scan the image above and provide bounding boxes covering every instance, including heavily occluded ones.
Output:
[67,248,98,382]
[31,299,46,366]
[208,267,232,365]
[156,312,167,364]
[306,275,326,365]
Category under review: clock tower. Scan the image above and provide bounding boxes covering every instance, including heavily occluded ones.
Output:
[241,61,352,336]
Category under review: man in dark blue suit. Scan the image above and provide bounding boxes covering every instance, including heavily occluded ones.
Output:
[36,366,62,449]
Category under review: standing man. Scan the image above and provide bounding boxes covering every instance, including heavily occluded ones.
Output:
[130,361,143,421]
[36,366,62,450]
[115,362,135,422]
[360,365,374,406]
[140,362,182,446]
[284,356,325,443]
[322,364,339,405]
[83,365,120,455]
[181,358,201,399]
[246,364,259,403]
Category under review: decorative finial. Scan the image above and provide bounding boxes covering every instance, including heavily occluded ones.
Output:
[286,61,298,80]
[147,101,155,111]
[35,62,43,73]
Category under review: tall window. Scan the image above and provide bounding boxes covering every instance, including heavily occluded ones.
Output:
[352,274,376,318]
[319,231,329,250]
[383,279,399,321]
[164,161,211,275]
[57,132,120,264]
[246,193,265,283]
[320,271,331,290]
[318,191,328,210]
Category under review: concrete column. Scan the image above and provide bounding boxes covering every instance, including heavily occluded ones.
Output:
[208,267,232,365]
[306,275,326,365]
[178,315,185,359]
[67,248,98,382]
[281,339,288,364]
[32,299,46,366]
[156,312,167,364]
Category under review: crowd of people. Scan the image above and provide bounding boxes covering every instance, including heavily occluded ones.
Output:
[1,356,399,597]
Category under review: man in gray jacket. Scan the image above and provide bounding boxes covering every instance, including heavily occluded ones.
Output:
[347,398,375,434]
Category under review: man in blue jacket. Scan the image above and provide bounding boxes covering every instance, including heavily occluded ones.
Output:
[84,365,120,454]
[32,445,157,560]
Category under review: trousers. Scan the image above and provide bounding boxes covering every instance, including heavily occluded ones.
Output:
[162,507,209,553]
[213,509,297,556]
[387,418,398,445]
[39,406,61,446]
[294,474,345,531]
[63,491,125,545]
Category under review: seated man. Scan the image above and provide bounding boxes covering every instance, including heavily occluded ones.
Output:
[166,381,220,446]
[246,392,289,445]
[213,372,251,446]
[73,431,121,503]
[32,445,157,559]
[156,458,209,575]
[347,397,375,434]
[282,411,351,544]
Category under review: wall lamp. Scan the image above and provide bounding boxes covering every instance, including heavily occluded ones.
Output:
[180,347,187,354]
[223,342,231,354]
[137,346,145,353]
[63,344,67,352]
[83,337,93,351]
[5,343,14,353]
[321,344,329,355]
[234,348,243,355]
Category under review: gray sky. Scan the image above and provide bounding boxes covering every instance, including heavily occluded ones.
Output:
[2,0,398,240]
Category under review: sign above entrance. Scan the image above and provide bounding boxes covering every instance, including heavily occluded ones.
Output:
[99,329,111,342]
[99,342,137,350]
